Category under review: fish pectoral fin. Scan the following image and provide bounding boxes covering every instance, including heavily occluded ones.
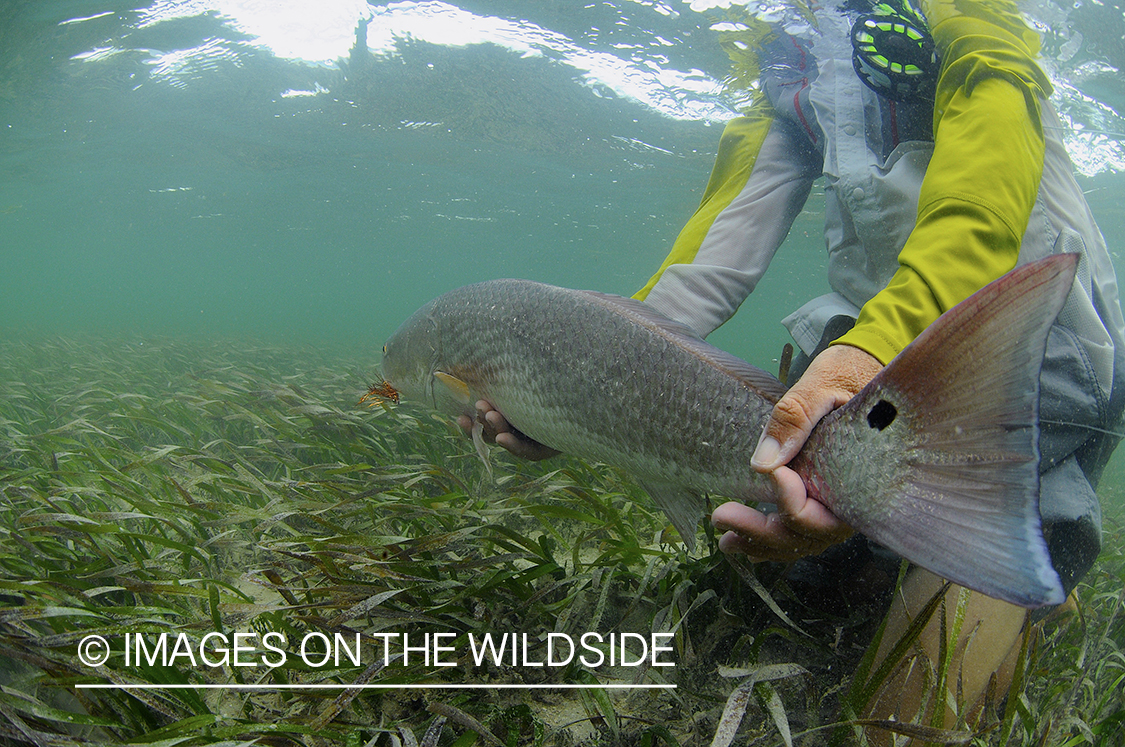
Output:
[640,480,707,552]
[433,370,493,481]
[433,370,472,405]
[470,420,494,481]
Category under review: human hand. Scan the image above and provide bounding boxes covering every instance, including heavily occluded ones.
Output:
[456,400,561,461]
[712,344,883,561]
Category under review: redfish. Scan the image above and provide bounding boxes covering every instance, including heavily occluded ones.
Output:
[377,255,1077,607]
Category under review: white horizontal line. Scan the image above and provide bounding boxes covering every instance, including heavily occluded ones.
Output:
[59,11,115,25]
[76,683,674,690]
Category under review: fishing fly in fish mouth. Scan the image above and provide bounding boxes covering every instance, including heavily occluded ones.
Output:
[360,380,399,407]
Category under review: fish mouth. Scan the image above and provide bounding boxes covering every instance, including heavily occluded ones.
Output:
[359,380,400,407]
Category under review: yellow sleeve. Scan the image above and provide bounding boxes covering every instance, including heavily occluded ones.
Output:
[834,0,1054,364]
[633,104,775,301]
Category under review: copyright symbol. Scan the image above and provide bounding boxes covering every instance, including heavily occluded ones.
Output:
[78,635,110,667]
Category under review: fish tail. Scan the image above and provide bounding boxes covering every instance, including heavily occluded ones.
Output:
[835,254,1078,607]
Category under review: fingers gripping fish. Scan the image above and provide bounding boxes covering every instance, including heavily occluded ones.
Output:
[376,255,1078,608]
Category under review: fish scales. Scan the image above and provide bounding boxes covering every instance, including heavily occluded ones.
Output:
[400,279,779,499]
[380,256,1080,607]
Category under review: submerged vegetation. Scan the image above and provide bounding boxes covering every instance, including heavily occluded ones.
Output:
[0,335,1122,746]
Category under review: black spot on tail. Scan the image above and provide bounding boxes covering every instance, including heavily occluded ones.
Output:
[867,400,897,431]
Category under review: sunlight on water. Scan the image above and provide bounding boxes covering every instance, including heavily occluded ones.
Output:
[2,2,1125,742]
[1,0,1121,373]
[363,1,732,122]
[94,0,736,120]
[136,0,372,63]
[52,0,1125,178]
[0,2,1118,458]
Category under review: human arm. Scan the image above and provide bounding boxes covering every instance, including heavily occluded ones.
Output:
[720,0,1054,559]
[835,0,1052,362]
[635,107,820,336]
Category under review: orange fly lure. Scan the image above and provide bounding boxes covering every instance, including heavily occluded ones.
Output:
[360,381,400,407]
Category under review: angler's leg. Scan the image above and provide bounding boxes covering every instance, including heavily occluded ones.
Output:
[859,322,1123,743]
[861,569,1027,742]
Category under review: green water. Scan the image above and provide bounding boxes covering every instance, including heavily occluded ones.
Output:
[1,2,1124,503]
[2,0,1124,499]
[0,0,818,361]
[2,2,1125,743]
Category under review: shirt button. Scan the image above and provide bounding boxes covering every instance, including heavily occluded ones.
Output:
[844,124,857,136]
[852,187,866,200]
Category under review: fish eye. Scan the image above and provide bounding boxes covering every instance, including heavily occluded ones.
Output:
[867,400,897,431]
[382,345,387,354]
